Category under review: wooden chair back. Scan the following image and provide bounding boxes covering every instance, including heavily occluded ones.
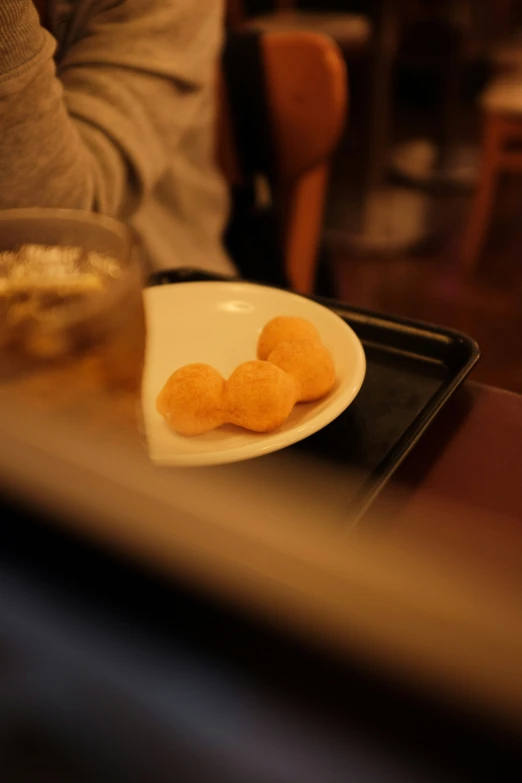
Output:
[217,31,347,293]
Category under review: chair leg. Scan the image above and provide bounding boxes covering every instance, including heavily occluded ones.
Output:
[284,163,329,294]
[460,114,504,269]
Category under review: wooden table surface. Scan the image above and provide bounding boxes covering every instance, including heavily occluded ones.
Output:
[2,375,522,721]
[371,382,522,587]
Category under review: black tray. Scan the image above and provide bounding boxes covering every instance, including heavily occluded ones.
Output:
[147,269,480,520]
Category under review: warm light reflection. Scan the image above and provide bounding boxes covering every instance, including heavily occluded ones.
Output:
[217,300,255,314]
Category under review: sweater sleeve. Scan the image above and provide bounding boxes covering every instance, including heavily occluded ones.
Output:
[0,0,223,217]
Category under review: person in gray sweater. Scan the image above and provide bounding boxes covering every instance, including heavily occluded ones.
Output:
[0,0,235,276]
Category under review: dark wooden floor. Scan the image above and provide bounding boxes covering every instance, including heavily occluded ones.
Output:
[331,181,522,393]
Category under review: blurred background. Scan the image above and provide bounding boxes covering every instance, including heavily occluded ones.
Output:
[2,3,522,780]
[229,0,522,392]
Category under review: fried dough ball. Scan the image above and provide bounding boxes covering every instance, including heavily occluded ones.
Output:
[156,363,226,436]
[226,360,297,433]
[268,339,336,402]
[257,316,321,361]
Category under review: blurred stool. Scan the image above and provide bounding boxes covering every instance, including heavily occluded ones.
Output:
[460,73,522,268]
[389,139,479,190]
[389,3,483,192]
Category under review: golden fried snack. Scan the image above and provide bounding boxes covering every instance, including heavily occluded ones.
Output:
[268,339,336,402]
[158,316,336,438]
[156,363,226,436]
[257,316,321,360]
[226,360,297,433]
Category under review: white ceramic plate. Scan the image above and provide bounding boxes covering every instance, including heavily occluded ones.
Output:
[142,282,366,466]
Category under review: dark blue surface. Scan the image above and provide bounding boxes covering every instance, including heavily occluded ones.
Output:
[0,498,518,783]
